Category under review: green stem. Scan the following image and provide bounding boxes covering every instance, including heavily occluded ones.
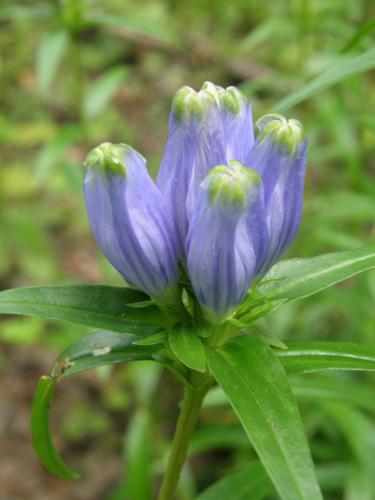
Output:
[158,374,211,500]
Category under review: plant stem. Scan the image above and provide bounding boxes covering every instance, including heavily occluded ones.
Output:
[157,374,211,500]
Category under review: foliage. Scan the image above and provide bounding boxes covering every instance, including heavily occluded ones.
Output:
[1,0,375,498]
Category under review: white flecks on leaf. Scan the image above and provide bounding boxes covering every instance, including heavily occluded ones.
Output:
[92,346,111,356]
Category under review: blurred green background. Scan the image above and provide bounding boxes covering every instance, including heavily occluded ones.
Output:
[0,0,374,498]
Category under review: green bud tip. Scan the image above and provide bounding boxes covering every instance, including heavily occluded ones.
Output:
[256,113,304,155]
[172,82,247,123]
[207,160,260,210]
[84,142,130,177]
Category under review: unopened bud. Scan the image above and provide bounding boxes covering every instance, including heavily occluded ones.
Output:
[84,142,130,177]
[172,82,248,123]
[256,113,304,155]
[206,160,260,210]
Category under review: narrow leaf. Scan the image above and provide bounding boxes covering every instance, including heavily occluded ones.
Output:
[125,409,153,500]
[341,19,375,52]
[259,247,375,301]
[37,30,69,94]
[0,285,165,334]
[291,375,375,412]
[31,332,179,480]
[51,331,160,378]
[168,325,206,373]
[272,47,375,112]
[345,466,374,500]
[31,376,79,479]
[276,341,375,374]
[197,461,273,500]
[197,461,349,500]
[92,13,180,47]
[189,425,248,455]
[323,403,375,473]
[82,67,128,119]
[34,125,80,184]
[134,330,167,346]
[206,336,322,499]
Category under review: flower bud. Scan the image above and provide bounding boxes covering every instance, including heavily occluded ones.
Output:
[250,114,307,274]
[83,143,179,303]
[206,160,260,211]
[186,161,264,320]
[157,82,254,256]
[257,113,304,156]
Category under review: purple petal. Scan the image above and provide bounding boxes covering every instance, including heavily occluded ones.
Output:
[251,115,308,274]
[186,161,264,319]
[83,143,179,301]
[157,82,254,256]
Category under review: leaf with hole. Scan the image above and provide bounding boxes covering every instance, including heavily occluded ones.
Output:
[51,331,162,378]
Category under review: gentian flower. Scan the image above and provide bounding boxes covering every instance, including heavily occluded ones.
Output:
[83,143,179,304]
[83,83,307,320]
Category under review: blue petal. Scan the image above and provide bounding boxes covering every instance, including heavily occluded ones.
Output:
[157,82,254,256]
[186,161,264,319]
[251,115,308,274]
[83,143,179,301]
[265,142,307,265]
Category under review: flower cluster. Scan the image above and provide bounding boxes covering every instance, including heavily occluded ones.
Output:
[83,82,307,320]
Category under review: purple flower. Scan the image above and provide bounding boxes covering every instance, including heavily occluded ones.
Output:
[157,82,254,254]
[186,161,264,319]
[83,143,179,304]
[83,83,307,319]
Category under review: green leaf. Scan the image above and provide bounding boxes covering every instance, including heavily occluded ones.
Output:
[341,18,375,53]
[0,285,165,334]
[290,375,375,413]
[272,47,375,112]
[36,30,69,94]
[50,331,160,378]
[197,461,273,500]
[31,331,176,480]
[168,325,206,373]
[307,191,375,222]
[34,124,80,184]
[134,330,167,346]
[345,466,374,500]
[189,425,248,455]
[202,386,228,408]
[92,13,180,47]
[206,336,322,500]
[82,67,128,119]
[205,373,375,413]
[323,403,375,473]
[276,341,375,374]
[0,4,53,21]
[31,376,79,479]
[259,247,375,301]
[197,461,350,500]
[124,409,153,500]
